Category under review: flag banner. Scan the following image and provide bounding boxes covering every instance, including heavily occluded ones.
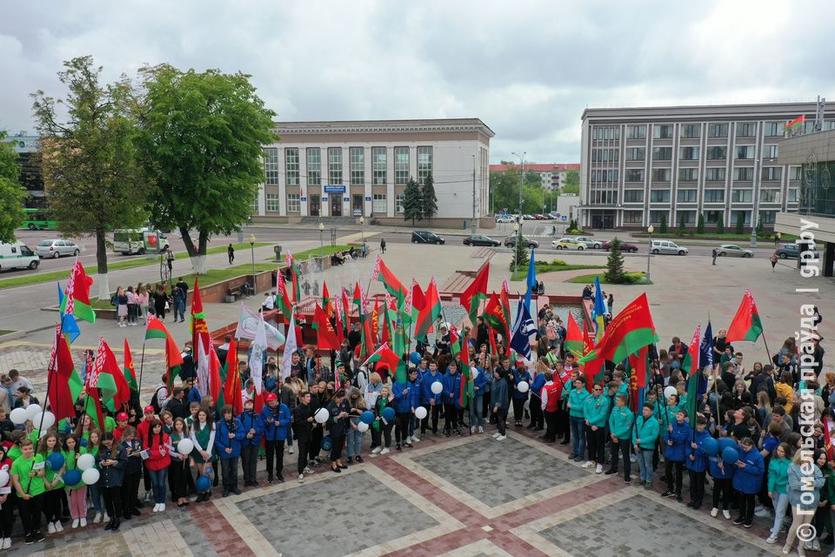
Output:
[786,114,806,128]
[414,279,442,340]
[145,316,184,389]
[592,276,607,343]
[725,290,764,343]
[564,312,584,357]
[60,261,96,323]
[276,269,293,320]
[47,325,83,422]
[700,321,715,369]
[510,298,536,360]
[685,325,702,422]
[312,303,340,350]
[460,262,489,325]
[56,283,81,343]
[579,293,659,365]
[280,314,298,381]
[234,303,286,349]
[123,338,138,392]
[373,256,408,306]
[249,316,267,394]
[524,249,537,306]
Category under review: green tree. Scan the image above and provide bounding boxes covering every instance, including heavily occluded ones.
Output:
[510,229,529,273]
[562,170,580,194]
[756,217,764,238]
[32,56,147,299]
[0,132,26,243]
[697,213,705,234]
[403,178,422,225]
[421,174,437,221]
[735,212,745,234]
[489,169,546,214]
[659,214,668,233]
[677,215,686,235]
[137,64,276,273]
[716,215,725,234]
[604,237,626,283]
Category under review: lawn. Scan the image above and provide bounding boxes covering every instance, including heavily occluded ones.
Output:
[565,271,651,285]
[510,259,605,281]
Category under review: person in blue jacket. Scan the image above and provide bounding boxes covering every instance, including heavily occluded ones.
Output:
[262,392,291,483]
[582,383,610,474]
[420,361,443,436]
[632,403,659,488]
[567,378,589,462]
[491,367,510,440]
[392,378,413,450]
[471,362,490,434]
[442,361,463,436]
[662,409,690,500]
[511,366,532,427]
[606,393,634,482]
[238,399,263,487]
[685,415,710,510]
[528,368,546,432]
[215,405,243,497]
[709,441,736,519]
[732,436,765,527]
[407,367,423,443]
[185,377,201,405]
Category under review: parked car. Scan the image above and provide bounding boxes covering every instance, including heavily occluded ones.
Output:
[503,235,539,249]
[0,242,39,270]
[532,214,546,220]
[552,238,586,250]
[411,230,445,245]
[716,244,753,257]
[775,243,800,259]
[463,234,501,247]
[650,239,688,255]
[36,239,81,259]
[495,215,514,224]
[602,240,639,253]
[572,236,602,249]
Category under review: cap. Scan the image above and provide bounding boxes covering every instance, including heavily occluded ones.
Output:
[143,405,155,414]
[265,393,278,403]
[116,412,128,421]
[335,360,345,368]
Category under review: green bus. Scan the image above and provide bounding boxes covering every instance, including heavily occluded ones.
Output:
[21,208,58,231]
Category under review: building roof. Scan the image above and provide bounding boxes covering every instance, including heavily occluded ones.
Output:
[275,118,494,137]
[490,163,579,173]
[581,101,834,122]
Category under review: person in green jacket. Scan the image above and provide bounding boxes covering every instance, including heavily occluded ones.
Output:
[583,383,610,474]
[11,439,46,544]
[567,379,589,462]
[606,394,634,482]
[766,443,790,544]
[633,403,660,488]
[38,432,65,534]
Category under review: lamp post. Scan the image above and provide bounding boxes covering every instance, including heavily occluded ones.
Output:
[319,221,324,252]
[511,151,526,223]
[249,233,256,294]
[513,222,520,275]
[646,225,654,282]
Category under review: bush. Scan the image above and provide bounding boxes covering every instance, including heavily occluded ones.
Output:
[735,212,745,234]
[697,213,705,234]
[659,214,668,233]
[716,216,725,234]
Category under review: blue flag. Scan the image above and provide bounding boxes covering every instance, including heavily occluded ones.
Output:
[700,321,714,369]
[524,249,537,306]
[510,298,536,360]
[57,282,81,343]
[592,276,607,342]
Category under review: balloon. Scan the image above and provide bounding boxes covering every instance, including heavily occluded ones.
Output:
[517,381,530,393]
[721,446,739,465]
[357,422,369,432]
[382,407,395,422]
[0,470,8,488]
[314,408,330,424]
[321,436,333,451]
[9,408,27,425]
[77,453,95,471]
[47,452,65,471]
[431,381,443,395]
[415,406,428,420]
[409,352,422,365]
[717,437,736,452]
[701,436,719,457]
[82,468,100,485]
[33,411,55,430]
[79,438,88,447]
[63,469,81,487]
[663,386,677,399]
[360,411,375,425]
[177,439,194,455]
[25,404,43,421]
[196,475,211,493]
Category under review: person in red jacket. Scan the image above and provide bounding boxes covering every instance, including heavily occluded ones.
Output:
[135,406,156,503]
[113,412,129,443]
[145,420,171,513]
[540,371,563,442]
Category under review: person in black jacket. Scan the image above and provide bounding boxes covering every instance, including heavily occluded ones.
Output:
[326,389,351,473]
[309,382,326,466]
[179,343,195,382]
[97,432,127,532]
[293,391,315,481]
[164,387,188,420]
[120,426,143,519]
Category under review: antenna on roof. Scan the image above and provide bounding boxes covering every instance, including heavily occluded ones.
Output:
[814,95,826,132]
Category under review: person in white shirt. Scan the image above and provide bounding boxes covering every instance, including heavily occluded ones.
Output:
[262,292,275,311]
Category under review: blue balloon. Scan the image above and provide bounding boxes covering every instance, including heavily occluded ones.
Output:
[48,452,65,471]
[382,407,395,422]
[321,436,333,452]
[701,436,719,457]
[721,446,739,465]
[79,438,88,447]
[195,476,212,493]
[63,469,82,487]
[360,411,375,425]
[717,437,736,452]
[409,352,421,365]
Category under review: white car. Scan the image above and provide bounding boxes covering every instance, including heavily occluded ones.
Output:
[495,215,515,224]
[650,239,688,255]
[571,236,602,249]
[35,239,82,259]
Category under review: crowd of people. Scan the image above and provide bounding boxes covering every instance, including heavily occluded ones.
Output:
[111,278,190,327]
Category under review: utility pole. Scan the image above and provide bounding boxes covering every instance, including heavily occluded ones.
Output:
[471,154,477,234]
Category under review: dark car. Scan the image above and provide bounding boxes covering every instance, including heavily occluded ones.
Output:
[775,243,800,259]
[411,230,445,245]
[601,240,639,253]
[503,235,540,249]
[463,234,501,247]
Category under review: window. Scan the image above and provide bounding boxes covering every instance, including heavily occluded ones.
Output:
[707,146,727,160]
[590,190,618,204]
[733,167,754,181]
[679,146,700,160]
[623,190,643,202]
[626,147,645,161]
[652,147,672,161]
[649,210,668,223]
[349,147,364,186]
[590,169,618,183]
[736,122,756,138]
[788,188,799,202]
[650,190,670,203]
[759,210,777,224]
[592,126,620,140]
[394,147,409,185]
[704,189,725,203]
[653,125,673,139]
[652,168,671,182]
[789,166,802,180]
[591,148,618,163]
[677,189,697,203]
[306,148,321,186]
[287,193,300,213]
[680,124,700,138]
[285,148,299,186]
[625,169,644,182]
[372,193,387,213]
[263,148,279,185]
[760,189,780,203]
[761,167,782,181]
[764,145,779,159]
[623,211,643,224]
[677,210,695,224]
[705,167,726,181]
[265,193,280,213]
[372,147,387,185]
[708,123,728,138]
[627,125,646,139]
[736,145,755,159]
[678,168,698,182]
[250,195,259,214]
[764,122,785,137]
[705,210,723,224]
[731,210,751,225]
[731,189,753,203]
[395,193,405,214]
[417,146,433,182]
[328,147,343,185]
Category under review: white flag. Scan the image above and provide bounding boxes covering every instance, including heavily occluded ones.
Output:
[196,338,210,397]
[280,313,298,381]
[248,315,267,394]
[234,303,285,349]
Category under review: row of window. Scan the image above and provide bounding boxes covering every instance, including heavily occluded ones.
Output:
[621,121,788,141]
[622,210,777,226]
[261,192,408,214]
[262,146,433,187]
[594,188,797,205]
[624,165,796,183]
[622,144,778,162]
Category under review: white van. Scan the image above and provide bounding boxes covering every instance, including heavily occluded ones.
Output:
[650,239,688,255]
[0,242,40,271]
[113,229,169,255]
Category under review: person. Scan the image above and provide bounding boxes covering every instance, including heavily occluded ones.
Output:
[145,420,170,513]
[661,409,689,500]
[392,379,412,450]
[293,391,314,482]
[732,436,765,528]
[471,361,489,434]
[0,446,12,548]
[712,248,718,265]
[583,383,610,474]
[491,367,509,441]
[165,247,175,276]
[442,361,463,436]
[227,243,235,265]
[326,389,351,472]
[567,378,589,462]
[511,365,532,427]
[632,403,659,488]
[189,409,216,502]
[380,237,386,254]
[62,435,86,529]
[136,283,149,324]
[126,286,138,326]
[119,426,142,519]
[346,387,367,462]
[607,393,634,483]
[371,386,394,455]
[784,449,824,555]
[685,415,710,509]
[262,393,290,483]
[766,442,791,544]
[770,252,778,271]
[215,405,243,497]
[38,432,64,534]
[97,432,127,531]
[168,418,190,508]
[152,284,168,320]
[115,286,128,328]
[172,282,186,323]
[239,398,262,487]
[420,362,443,436]
[12,439,46,544]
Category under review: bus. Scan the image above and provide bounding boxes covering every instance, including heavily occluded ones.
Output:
[21,208,58,230]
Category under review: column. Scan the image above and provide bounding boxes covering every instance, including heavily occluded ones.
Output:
[363,146,372,218]
[343,146,351,217]
[321,146,330,217]
[386,146,395,217]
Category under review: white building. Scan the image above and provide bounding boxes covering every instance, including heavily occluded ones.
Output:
[253,118,494,228]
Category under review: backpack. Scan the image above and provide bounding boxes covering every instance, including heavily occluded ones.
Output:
[150,385,166,414]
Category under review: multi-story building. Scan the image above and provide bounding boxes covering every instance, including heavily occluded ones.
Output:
[254,118,494,228]
[490,163,580,191]
[2,134,44,207]
[579,102,835,230]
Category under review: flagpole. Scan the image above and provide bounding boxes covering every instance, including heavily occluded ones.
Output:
[760,332,774,369]
[137,337,147,396]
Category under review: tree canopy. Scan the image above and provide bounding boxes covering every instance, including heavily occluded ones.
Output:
[0,132,26,243]
[403,178,422,225]
[490,169,559,214]
[421,174,437,220]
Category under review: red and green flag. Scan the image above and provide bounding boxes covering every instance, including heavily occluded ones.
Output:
[276,269,293,321]
[483,293,509,343]
[96,338,131,413]
[578,293,659,366]
[411,280,426,321]
[371,298,381,342]
[353,282,364,321]
[60,261,96,323]
[373,256,408,307]
[312,303,340,350]
[145,315,184,390]
[564,312,584,357]
[208,344,222,404]
[725,290,764,343]
[684,325,702,421]
[414,279,442,340]
[460,262,489,326]
[285,251,302,302]
[322,281,332,317]
[220,338,243,416]
[581,326,605,388]
[341,288,351,333]
[47,325,84,422]
[459,333,474,407]
[362,342,405,383]
[123,338,138,392]
[787,114,806,129]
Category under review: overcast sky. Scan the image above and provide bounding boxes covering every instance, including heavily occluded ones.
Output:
[2,0,833,163]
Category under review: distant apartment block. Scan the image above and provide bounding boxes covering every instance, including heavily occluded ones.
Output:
[490,162,579,191]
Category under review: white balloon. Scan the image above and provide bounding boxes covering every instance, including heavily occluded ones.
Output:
[415,406,428,420]
[0,470,9,488]
[177,439,194,455]
[82,468,100,486]
[9,408,27,425]
[357,421,369,432]
[77,453,95,471]
[663,386,677,399]
[431,381,443,394]
[25,404,43,421]
[314,408,329,424]
[517,381,530,393]
[33,411,55,430]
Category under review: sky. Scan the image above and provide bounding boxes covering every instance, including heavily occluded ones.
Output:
[2,0,834,164]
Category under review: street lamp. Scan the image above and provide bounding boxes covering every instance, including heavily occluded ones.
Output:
[359,216,365,246]
[511,151,526,222]
[513,222,520,275]
[646,225,654,282]
[319,221,324,252]
[249,233,256,295]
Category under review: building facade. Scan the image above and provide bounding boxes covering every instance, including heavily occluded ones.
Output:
[579,103,835,230]
[254,118,493,225]
[2,134,44,206]
[490,163,579,191]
